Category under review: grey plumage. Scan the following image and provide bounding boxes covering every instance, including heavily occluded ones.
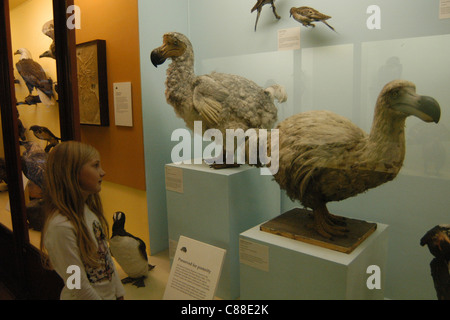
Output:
[258,80,440,239]
[151,32,287,166]
[20,141,47,190]
[29,125,61,152]
[39,20,56,59]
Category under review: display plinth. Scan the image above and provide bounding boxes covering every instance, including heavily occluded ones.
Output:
[165,162,280,300]
[260,208,377,254]
[240,222,389,300]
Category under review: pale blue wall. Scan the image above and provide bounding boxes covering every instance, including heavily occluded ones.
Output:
[138,0,450,299]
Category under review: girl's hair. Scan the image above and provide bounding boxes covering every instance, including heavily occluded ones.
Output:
[40,141,109,269]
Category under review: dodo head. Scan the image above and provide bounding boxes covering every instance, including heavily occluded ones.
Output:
[379,80,441,124]
[151,32,190,67]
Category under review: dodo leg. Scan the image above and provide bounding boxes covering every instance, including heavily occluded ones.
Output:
[310,204,349,239]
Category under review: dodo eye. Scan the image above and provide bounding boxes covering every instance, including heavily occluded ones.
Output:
[391,90,399,98]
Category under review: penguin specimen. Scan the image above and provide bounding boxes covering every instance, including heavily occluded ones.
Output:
[109,211,155,288]
[421,225,450,300]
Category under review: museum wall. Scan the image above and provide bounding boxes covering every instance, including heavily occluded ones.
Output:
[75,0,146,191]
[139,0,450,299]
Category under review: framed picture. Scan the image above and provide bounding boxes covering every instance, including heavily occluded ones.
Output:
[76,39,109,126]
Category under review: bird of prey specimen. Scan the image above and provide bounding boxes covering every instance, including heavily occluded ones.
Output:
[29,125,61,152]
[14,48,55,106]
[421,224,450,300]
[39,20,56,59]
[110,212,155,288]
[151,32,287,167]
[20,141,47,190]
[290,6,336,32]
[0,158,7,185]
[251,0,281,31]
[255,80,440,239]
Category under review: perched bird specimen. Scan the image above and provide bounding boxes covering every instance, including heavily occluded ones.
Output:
[251,0,281,31]
[421,225,450,300]
[151,32,287,167]
[20,141,47,190]
[290,6,336,32]
[262,80,440,239]
[14,48,55,106]
[29,125,61,152]
[110,212,155,288]
[39,20,56,59]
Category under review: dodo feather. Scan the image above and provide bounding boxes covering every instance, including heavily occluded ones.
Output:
[258,80,441,239]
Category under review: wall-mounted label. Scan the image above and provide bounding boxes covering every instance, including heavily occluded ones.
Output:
[278,27,300,51]
[440,0,450,19]
[114,82,133,127]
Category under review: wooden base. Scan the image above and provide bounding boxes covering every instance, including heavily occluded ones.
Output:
[260,208,377,254]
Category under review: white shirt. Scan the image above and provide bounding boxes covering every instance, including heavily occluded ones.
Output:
[44,205,126,300]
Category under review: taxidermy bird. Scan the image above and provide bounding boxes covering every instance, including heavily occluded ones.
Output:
[420,225,450,300]
[290,6,336,32]
[251,0,281,31]
[39,20,56,59]
[29,125,61,152]
[151,32,287,167]
[16,94,41,106]
[14,48,55,106]
[20,141,47,190]
[257,80,440,239]
[110,211,155,288]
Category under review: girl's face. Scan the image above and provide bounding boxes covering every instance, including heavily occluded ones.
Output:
[79,157,106,199]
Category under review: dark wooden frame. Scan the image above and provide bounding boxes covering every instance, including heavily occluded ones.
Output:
[0,0,80,299]
[76,39,109,126]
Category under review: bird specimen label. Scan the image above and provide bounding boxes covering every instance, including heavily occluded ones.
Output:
[114,82,133,127]
[440,0,450,19]
[164,236,226,300]
[165,166,183,194]
[239,239,269,272]
[278,27,300,51]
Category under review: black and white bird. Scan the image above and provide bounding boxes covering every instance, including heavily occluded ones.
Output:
[251,0,281,31]
[109,211,155,288]
[420,224,450,300]
[14,48,55,106]
[39,20,56,59]
[20,141,47,190]
[29,125,61,152]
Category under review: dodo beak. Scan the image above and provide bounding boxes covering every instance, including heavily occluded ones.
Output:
[393,88,441,124]
[150,34,186,68]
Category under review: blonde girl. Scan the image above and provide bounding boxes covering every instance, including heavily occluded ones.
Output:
[40,141,125,300]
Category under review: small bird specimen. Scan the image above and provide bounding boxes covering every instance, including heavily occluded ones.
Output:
[14,48,55,106]
[39,20,56,59]
[290,6,336,32]
[16,94,41,106]
[29,125,61,152]
[420,225,450,300]
[110,211,155,288]
[20,141,47,190]
[151,32,287,168]
[251,0,281,31]
[0,157,7,185]
[253,80,440,239]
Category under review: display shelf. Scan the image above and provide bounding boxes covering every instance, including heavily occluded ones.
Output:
[165,162,281,300]
[240,222,389,300]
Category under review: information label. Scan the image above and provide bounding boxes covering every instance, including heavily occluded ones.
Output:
[440,0,450,19]
[165,166,184,194]
[278,27,300,51]
[114,82,133,127]
[239,239,269,272]
[164,236,226,300]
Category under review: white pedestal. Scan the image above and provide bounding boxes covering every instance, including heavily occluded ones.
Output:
[239,222,389,300]
[165,162,281,300]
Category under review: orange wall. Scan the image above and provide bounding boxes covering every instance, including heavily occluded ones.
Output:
[75,0,146,190]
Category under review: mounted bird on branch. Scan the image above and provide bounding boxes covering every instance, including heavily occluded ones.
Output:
[14,48,55,106]
[250,80,441,239]
[151,32,287,168]
[251,0,281,31]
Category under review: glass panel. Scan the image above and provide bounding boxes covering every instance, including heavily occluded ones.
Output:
[5,0,60,248]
